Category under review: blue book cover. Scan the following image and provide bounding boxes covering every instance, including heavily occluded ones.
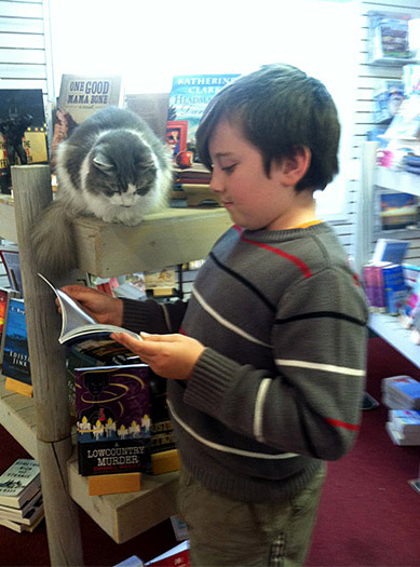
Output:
[2,298,31,386]
[381,264,407,314]
[168,74,240,149]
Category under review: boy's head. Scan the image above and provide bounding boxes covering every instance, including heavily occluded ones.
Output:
[196,63,340,192]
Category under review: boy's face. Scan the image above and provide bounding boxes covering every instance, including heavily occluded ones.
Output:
[208,118,305,231]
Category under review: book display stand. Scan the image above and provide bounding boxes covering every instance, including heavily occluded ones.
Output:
[0,165,231,564]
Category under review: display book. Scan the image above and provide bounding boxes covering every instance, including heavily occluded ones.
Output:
[167,73,239,207]
[0,286,19,365]
[1,296,32,397]
[362,238,410,315]
[50,73,123,171]
[0,459,44,533]
[38,273,180,481]
[0,89,48,193]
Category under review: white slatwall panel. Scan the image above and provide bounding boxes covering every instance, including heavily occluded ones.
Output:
[0,0,53,97]
[331,0,420,260]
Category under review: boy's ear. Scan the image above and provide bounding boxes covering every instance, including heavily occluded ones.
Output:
[277,146,311,186]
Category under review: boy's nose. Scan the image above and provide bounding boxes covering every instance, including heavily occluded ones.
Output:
[209,171,223,193]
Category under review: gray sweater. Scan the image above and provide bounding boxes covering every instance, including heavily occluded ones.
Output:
[123,222,368,502]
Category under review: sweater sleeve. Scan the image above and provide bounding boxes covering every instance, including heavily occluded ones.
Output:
[122,297,188,334]
[183,267,368,461]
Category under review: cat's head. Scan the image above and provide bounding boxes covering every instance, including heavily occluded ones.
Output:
[85,130,159,208]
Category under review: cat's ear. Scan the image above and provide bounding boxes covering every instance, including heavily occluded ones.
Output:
[92,151,114,173]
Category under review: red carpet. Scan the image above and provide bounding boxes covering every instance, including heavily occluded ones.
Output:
[1,336,420,566]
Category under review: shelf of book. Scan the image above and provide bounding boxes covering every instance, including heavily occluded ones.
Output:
[0,165,230,560]
[369,312,420,369]
[376,167,420,197]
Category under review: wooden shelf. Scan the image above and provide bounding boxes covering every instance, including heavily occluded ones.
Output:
[0,166,232,558]
[376,168,420,196]
[74,206,231,277]
[369,312,420,369]
[0,374,38,458]
[67,454,178,544]
[0,374,178,543]
[0,195,231,277]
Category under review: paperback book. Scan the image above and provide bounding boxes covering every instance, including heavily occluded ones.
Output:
[0,490,44,526]
[51,74,123,168]
[0,248,23,296]
[0,287,19,365]
[39,273,142,345]
[167,74,240,156]
[2,297,31,396]
[0,459,41,509]
[75,364,152,476]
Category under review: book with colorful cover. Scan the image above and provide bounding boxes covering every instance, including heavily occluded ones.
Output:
[75,364,152,476]
[372,238,410,264]
[381,263,408,314]
[167,74,240,156]
[2,298,31,396]
[0,459,40,509]
[51,74,123,169]
[0,287,19,365]
[0,89,48,169]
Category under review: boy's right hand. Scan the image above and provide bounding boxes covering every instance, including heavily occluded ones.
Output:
[60,284,124,327]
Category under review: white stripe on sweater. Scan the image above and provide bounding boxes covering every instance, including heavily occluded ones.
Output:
[168,400,298,460]
[192,286,271,348]
[254,378,272,443]
[276,359,365,376]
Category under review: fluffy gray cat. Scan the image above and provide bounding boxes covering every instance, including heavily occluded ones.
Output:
[32,106,173,278]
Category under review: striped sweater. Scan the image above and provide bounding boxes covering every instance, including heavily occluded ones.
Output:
[123,222,368,502]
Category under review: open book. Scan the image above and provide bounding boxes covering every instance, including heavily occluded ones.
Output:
[38,274,142,345]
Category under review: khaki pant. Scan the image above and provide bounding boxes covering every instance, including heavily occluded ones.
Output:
[176,463,326,567]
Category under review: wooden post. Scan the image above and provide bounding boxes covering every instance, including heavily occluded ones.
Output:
[11,165,83,566]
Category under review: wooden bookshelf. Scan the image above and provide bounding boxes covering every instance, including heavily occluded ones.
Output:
[0,165,230,563]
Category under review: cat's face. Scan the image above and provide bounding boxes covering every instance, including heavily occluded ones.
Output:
[85,131,158,208]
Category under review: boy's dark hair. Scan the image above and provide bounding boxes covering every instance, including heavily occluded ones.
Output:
[196,63,340,192]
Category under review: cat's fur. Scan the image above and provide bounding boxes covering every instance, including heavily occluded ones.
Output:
[32,106,173,278]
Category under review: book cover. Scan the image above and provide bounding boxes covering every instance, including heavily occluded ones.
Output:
[0,459,40,509]
[382,263,408,314]
[2,298,31,396]
[372,238,410,264]
[379,192,418,231]
[389,409,420,434]
[51,74,123,168]
[39,273,142,345]
[0,89,48,168]
[0,248,22,296]
[167,74,240,157]
[0,287,19,365]
[75,364,152,476]
[145,541,190,567]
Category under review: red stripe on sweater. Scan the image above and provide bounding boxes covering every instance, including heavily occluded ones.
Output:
[325,417,360,431]
[232,225,312,278]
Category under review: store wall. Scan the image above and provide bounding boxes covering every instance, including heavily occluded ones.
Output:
[1,0,420,267]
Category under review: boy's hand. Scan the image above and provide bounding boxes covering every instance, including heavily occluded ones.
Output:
[61,284,124,327]
[111,332,205,380]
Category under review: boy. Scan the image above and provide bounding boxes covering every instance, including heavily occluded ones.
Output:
[63,63,368,566]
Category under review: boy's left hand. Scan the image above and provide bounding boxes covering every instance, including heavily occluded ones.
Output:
[110,332,205,380]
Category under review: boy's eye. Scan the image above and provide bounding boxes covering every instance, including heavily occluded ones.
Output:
[222,164,236,174]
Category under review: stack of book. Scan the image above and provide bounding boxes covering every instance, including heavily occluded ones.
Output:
[363,238,410,314]
[172,163,220,207]
[381,375,420,409]
[386,409,420,445]
[0,459,44,533]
